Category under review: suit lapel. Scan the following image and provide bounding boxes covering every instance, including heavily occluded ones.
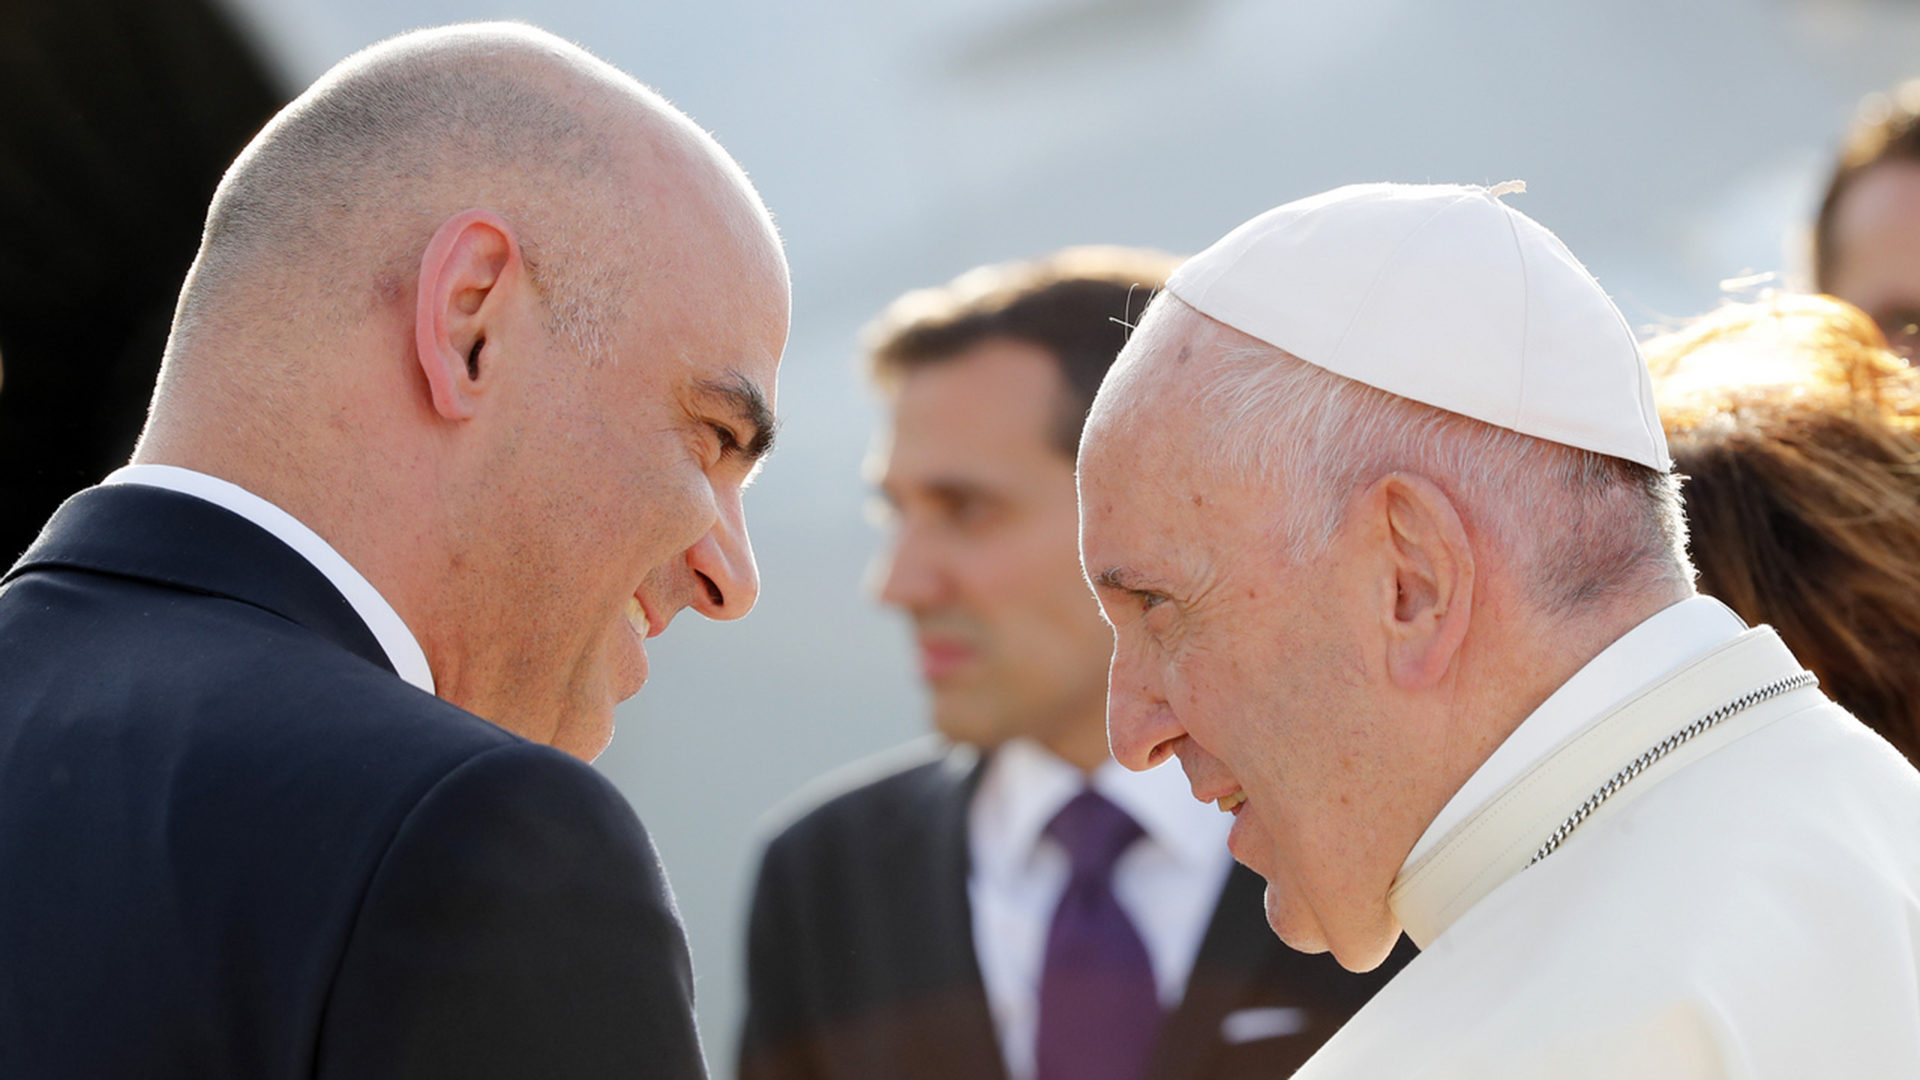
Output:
[924,750,1013,1080]
[1143,865,1279,1080]
[5,484,392,675]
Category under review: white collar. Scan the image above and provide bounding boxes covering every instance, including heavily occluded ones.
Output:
[1405,595,1747,866]
[969,737,1231,882]
[103,464,436,696]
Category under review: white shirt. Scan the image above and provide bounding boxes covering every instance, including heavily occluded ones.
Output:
[102,464,436,695]
[968,738,1235,1080]
[1406,595,1746,864]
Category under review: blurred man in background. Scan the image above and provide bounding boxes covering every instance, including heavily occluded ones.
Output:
[1814,78,1920,360]
[739,248,1408,1080]
[1083,182,1920,1077]
[0,22,786,1079]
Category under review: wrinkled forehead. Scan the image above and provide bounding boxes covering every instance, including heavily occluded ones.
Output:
[1081,297,1217,474]
[1079,312,1205,531]
[1079,296,1296,562]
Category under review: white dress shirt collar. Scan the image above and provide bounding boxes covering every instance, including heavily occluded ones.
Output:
[103,464,436,695]
[1406,595,1747,866]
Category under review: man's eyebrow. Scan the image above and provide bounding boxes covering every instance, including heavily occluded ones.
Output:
[1092,566,1153,594]
[923,476,1000,503]
[870,476,1004,515]
[697,373,777,461]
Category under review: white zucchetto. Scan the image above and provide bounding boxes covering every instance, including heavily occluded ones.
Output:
[1164,181,1670,470]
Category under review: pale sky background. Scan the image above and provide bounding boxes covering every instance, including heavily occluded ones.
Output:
[217,0,1920,1062]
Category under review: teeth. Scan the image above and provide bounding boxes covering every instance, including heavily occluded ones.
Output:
[626,597,648,636]
[1216,790,1246,813]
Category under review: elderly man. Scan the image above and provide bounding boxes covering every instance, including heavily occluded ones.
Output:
[0,22,785,1079]
[740,249,1408,1080]
[1079,183,1920,1077]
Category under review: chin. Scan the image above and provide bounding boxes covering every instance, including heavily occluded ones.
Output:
[612,622,650,703]
[1266,885,1400,973]
[1264,879,1356,959]
[556,665,624,763]
[553,709,616,763]
[929,699,1002,749]
[1323,934,1400,975]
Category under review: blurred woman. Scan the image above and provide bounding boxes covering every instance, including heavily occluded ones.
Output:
[1646,294,1920,766]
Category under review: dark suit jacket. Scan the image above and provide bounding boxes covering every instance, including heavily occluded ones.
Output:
[0,484,706,1079]
[739,746,1415,1080]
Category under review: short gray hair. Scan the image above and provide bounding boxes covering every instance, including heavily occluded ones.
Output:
[175,23,642,362]
[1197,339,1692,616]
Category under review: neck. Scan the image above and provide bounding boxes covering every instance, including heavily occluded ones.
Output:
[134,356,449,671]
[1481,583,1693,751]
[1398,580,1693,866]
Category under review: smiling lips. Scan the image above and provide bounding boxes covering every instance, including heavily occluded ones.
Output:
[625,596,658,639]
[1188,758,1247,815]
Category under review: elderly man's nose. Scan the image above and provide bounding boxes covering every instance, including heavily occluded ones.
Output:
[686,510,759,621]
[1106,655,1180,772]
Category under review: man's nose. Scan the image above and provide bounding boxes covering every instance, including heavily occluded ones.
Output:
[874,527,944,612]
[686,496,759,621]
[1106,649,1181,772]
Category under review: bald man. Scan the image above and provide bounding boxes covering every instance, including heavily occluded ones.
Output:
[0,22,787,1080]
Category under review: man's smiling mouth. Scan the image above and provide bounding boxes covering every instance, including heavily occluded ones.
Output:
[626,596,654,638]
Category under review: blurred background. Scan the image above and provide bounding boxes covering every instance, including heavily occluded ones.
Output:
[6,0,1920,1058]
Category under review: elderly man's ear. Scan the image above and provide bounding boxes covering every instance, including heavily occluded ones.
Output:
[414,209,524,421]
[1363,473,1474,691]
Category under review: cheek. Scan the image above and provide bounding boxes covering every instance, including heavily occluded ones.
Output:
[982,520,1073,585]
[1166,614,1261,702]
[1172,636,1312,795]
[950,530,1073,623]
[1164,654,1249,763]
[625,462,720,561]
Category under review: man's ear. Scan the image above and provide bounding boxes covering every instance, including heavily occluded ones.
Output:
[1362,473,1474,691]
[414,209,520,421]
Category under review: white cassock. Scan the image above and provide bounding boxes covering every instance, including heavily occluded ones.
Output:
[1293,597,1920,1079]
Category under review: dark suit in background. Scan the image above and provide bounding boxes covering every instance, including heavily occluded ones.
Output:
[739,746,1414,1080]
[0,0,284,564]
[0,485,705,1079]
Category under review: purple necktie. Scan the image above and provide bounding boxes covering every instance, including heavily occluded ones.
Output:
[1035,789,1163,1080]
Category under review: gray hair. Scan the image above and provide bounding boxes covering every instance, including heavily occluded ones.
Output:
[1197,340,1693,616]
